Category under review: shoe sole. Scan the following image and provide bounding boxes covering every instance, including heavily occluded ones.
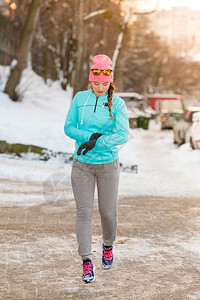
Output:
[102,263,113,269]
[84,276,95,283]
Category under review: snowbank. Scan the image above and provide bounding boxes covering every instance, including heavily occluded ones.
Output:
[0,67,74,153]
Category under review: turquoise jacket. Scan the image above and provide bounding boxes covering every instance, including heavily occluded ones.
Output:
[64,89,129,164]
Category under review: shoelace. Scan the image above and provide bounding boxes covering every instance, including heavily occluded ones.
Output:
[82,263,92,275]
[103,249,112,260]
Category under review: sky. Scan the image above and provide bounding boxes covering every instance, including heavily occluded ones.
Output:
[160,0,200,10]
[136,0,200,10]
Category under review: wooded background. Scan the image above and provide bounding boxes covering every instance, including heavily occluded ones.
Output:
[1,0,200,101]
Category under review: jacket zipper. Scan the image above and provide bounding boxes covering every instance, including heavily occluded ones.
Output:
[94,96,98,113]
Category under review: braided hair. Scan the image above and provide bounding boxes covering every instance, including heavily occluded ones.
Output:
[107,82,115,119]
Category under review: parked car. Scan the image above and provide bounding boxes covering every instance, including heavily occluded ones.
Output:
[116,92,153,129]
[159,100,184,129]
[173,106,200,146]
[189,111,200,149]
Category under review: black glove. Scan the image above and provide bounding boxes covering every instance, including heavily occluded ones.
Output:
[77,139,96,155]
[90,133,103,140]
[77,133,103,156]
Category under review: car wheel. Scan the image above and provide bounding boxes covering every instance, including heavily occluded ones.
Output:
[177,131,184,146]
[161,123,165,130]
[190,137,195,149]
[173,130,177,144]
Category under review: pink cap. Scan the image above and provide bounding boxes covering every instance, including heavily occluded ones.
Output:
[89,54,114,82]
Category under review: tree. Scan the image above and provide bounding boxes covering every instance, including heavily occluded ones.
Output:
[4,0,42,101]
[116,12,200,96]
[30,0,119,96]
[112,0,156,73]
[116,14,171,93]
[72,1,109,97]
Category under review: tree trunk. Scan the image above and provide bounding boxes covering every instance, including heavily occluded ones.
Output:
[73,0,85,97]
[72,3,109,97]
[4,0,42,101]
[112,0,133,72]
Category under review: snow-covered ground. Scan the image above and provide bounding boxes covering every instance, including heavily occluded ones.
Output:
[1,66,200,200]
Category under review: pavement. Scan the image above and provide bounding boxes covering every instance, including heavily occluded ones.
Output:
[0,178,200,300]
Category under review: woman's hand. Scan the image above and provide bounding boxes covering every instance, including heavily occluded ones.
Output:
[90,133,103,140]
[77,133,103,155]
[77,140,96,155]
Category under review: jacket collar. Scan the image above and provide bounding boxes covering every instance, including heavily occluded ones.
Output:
[90,88,108,101]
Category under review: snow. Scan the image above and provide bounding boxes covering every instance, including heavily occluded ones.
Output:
[119,125,200,198]
[116,92,143,99]
[1,66,200,201]
[0,67,74,153]
[191,52,200,62]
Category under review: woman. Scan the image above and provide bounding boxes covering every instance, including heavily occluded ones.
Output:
[64,54,129,283]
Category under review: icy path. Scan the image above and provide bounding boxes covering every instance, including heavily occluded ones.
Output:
[0,190,199,299]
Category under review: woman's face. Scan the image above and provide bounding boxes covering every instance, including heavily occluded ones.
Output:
[91,82,110,97]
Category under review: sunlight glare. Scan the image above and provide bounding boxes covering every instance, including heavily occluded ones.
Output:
[10,2,17,10]
[137,0,200,10]
[160,0,200,10]
[3,8,10,16]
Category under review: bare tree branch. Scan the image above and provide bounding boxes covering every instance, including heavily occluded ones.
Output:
[134,9,156,14]
[84,9,107,21]
[112,0,157,72]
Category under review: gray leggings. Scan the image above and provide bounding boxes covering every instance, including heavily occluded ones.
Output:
[71,158,120,261]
